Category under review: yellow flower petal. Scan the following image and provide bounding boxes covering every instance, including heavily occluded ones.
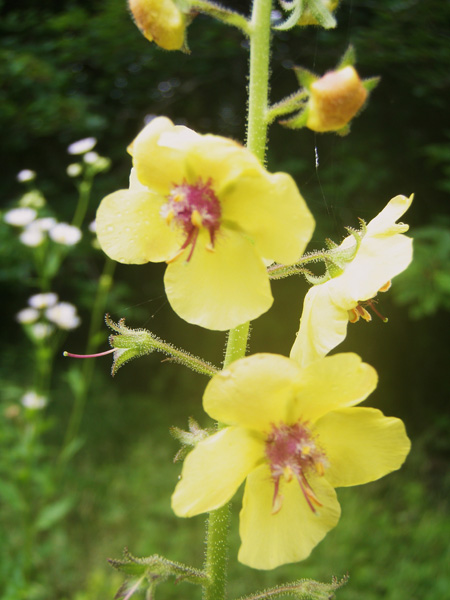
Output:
[331,232,413,307]
[238,464,341,569]
[164,228,273,330]
[184,135,262,193]
[221,170,315,264]
[290,284,348,368]
[291,353,378,423]
[132,117,200,193]
[366,194,413,237]
[315,407,411,487]
[96,188,182,263]
[204,354,303,431]
[171,427,263,517]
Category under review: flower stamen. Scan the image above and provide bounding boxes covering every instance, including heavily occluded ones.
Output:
[265,421,328,514]
[348,280,391,324]
[161,178,221,263]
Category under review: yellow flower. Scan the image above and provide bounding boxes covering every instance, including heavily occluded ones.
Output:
[172,352,410,569]
[96,117,314,331]
[290,195,413,368]
[128,0,187,51]
[306,66,367,132]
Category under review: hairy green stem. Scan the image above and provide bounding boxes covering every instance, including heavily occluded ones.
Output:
[203,1,273,599]
[191,0,251,35]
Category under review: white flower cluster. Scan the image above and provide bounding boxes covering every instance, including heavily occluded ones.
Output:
[16,292,81,337]
[66,137,110,176]
[21,390,47,410]
[3,206,82,248]
[17,169,36,183]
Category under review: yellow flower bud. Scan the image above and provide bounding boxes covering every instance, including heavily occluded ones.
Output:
[128,0,186,51]
[306,66,368,132]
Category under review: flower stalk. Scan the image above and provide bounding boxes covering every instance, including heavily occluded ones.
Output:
[203,0,273,598]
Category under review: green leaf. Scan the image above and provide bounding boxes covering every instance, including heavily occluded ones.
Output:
[35,496,75,532]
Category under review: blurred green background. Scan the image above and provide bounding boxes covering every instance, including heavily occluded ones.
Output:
[1,0,449,598]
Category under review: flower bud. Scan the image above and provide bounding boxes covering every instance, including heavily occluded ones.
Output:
[128,0,187,51]
[306,66,367,132]
[298,0,338,27]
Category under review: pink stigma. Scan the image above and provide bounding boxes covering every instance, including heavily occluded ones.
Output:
[63,348,115,359]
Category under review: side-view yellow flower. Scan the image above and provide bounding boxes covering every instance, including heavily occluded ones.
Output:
[172,352,410,570]
[96,117,315,331]
[128,0,187,51]
[290,194,414,368]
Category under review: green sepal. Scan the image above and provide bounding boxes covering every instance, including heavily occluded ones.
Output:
[325,237,339,250]
[307,0,337,29]
[335,124,351,137]
[109,548,209,585]
[363,76,381,93]
[273,0,303,31]
[304,270,332,285]
[170,417,212,462]
[336,45,356,69]
[294,66,318,90]
[236,574,349,600]
[279,106,309,129]
[106,315,158,376]
[321,221,366,278]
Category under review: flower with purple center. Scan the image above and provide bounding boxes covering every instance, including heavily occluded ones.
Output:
[172,352,410,569]
[96,117,315,330]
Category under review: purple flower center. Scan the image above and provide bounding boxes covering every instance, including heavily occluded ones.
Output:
[265,421,328,514]
[161,178,221,261]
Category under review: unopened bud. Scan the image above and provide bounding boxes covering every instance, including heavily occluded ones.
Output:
[306,66,367,132]
[128,0,187,51]
[298,0,339,27]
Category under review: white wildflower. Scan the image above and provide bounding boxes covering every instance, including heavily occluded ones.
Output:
[21,391,47,410]
[67,163,83,177]
[83,151,99,164]
[4,207,37,227]
[33,217,57,232]
[67,137,97,155]
[28,292,58,309]
[19,224,45,247]
[17,169,36,183]
[49,223,82,246]
[31,322,55,339]
[46,302,81,330]
[16,307,40,324]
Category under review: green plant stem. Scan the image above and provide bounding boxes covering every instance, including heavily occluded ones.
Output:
[203,1,273,599]
[72,170,94,229]
[246,0,272,163]
[191,0,251,35]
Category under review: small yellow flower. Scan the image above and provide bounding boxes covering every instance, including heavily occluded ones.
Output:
[306,66,367,132]
[290,195,413,368]
[96,117,314,331]
[128,0,187,51]
[172,352,410,569]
